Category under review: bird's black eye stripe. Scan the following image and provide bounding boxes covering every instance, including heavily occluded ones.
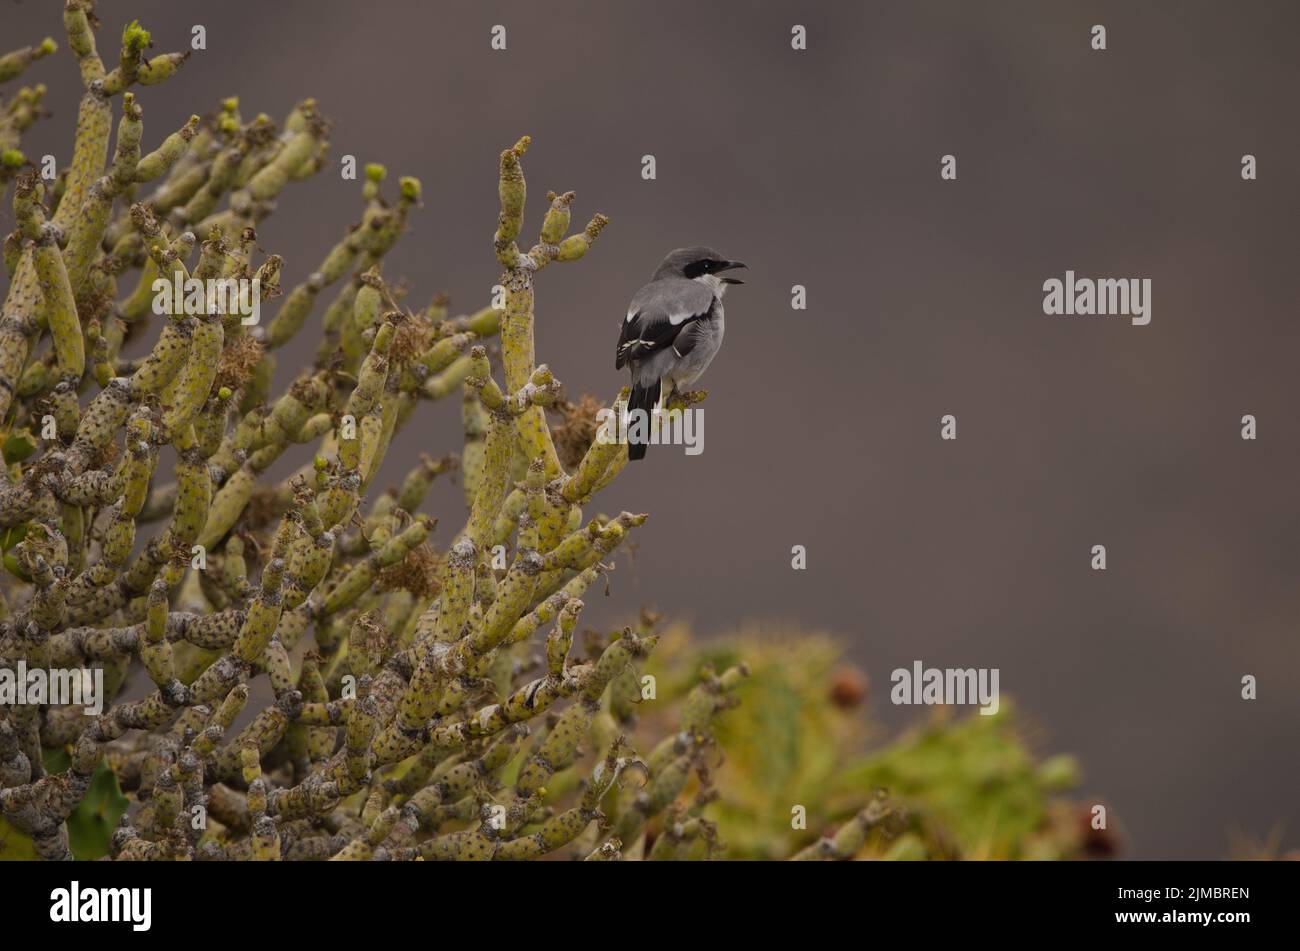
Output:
[684,260,719,279]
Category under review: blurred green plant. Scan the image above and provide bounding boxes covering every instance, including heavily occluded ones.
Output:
[642,624,1106,860]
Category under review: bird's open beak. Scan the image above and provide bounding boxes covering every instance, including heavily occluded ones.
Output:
[720,261,747,285]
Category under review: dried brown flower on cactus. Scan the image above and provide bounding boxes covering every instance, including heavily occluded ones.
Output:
[549,394,606,470]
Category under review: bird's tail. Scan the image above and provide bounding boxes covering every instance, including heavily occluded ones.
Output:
[626,378,660,461]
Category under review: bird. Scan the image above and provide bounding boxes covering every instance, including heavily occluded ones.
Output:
[615,246,746,459]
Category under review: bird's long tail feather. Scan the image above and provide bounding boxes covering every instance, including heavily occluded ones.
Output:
[627,378,660,461]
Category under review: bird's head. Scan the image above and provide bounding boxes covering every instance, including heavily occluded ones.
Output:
[654,247,747,291]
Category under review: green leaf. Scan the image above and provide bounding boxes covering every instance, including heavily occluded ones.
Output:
[3,550,31,583]
[0,522,27,552]
[0,817,38,860]
[42,747,71,773]
[2,430,37,466]
[65,760,129,860]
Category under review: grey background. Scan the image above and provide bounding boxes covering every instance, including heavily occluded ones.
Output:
[4,0,1298,859]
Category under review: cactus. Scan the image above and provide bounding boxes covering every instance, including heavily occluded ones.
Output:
[0,7,733,862]
[0,7,1097,863]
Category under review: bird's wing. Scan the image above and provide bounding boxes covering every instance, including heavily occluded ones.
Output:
[667,317,712,359]
[616,278,714,370]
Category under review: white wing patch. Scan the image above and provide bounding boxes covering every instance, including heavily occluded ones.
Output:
[625,307,695,326]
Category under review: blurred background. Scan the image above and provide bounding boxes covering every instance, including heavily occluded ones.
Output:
[5,0,1298,859]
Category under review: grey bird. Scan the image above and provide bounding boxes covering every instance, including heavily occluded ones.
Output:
[615,246,746,459]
